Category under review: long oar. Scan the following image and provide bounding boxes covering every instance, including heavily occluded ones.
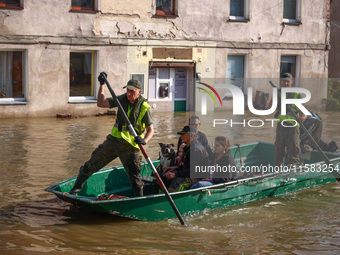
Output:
[270,81,340,181]
[101,73,187,226]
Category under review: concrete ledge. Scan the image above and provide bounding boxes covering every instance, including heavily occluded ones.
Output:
[0,35,328,50]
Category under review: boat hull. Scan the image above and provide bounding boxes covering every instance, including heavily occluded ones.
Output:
[45,142,340,221]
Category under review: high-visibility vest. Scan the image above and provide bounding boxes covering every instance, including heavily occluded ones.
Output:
[111,101,151,148]
[278,92,300,127]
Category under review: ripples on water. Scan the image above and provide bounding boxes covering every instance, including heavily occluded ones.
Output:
[0,111,339,254]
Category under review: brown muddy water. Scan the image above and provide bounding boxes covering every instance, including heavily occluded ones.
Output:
[0,110,340,254]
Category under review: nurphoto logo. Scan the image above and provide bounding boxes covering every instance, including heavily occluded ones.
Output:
[196,82,312,128]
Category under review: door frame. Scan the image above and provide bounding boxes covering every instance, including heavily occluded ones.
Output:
[148,62,194,111]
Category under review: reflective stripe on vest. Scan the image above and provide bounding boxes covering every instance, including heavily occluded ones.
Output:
[278,92,300,127]
[111,101,151,148]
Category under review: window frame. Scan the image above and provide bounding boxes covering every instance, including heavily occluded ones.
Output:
[154,0,177,18]
[148,68,175,101]
[283,0,301,25]
[155,68,173,100]
[229,0,250,22]
[71,0,98,13]
[69,50,98,104]
[0,0,23,10]
[280,55,300,87]
[0,49,28,105]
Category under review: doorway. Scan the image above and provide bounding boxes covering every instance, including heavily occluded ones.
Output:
[148,66,193,111]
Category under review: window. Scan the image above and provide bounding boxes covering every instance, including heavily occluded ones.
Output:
[0,51,26,102]
[230,0,244,17]
[229,0,249,21]
[280,56,296,77]
[71,0,96,12]
[131,73,145,95]
[155,0,176,16]
[280,55,299,85]
[148,67,174,100]
[157,68,171,99]
[69,52,96,102]
[0,0,22,9]
[227,55,245,91]
[283,0,301,23]
[0,51,26,104]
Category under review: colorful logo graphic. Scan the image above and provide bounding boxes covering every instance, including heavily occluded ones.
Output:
[196,82,223,106]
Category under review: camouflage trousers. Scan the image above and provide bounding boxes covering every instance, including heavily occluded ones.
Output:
[274,123,300,166]
[80,135,144,196]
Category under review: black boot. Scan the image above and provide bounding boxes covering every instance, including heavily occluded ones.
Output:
[69,172,89,195]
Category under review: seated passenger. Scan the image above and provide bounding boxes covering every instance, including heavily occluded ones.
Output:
[191,136,238,189]
[157,143,185,190]
[177,116,213,160]
[175,143,185,166]
[163,125,209,192]
[162,143,185,174]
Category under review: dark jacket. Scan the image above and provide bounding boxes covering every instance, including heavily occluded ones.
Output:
[212,150,238,184]
[177,131,213,159]
[114,94,146,129]
[175,139,209,178]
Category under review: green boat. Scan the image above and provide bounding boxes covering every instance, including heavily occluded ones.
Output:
[45,142,340,222]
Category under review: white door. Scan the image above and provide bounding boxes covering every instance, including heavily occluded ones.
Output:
[173,69,188,111]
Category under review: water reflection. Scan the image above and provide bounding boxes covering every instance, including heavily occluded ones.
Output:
[0,110,339,254]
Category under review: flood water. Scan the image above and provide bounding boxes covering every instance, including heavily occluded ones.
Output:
[0,110,340,254]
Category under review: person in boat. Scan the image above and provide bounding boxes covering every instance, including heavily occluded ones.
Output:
[273,73,306,166]
[191,136,238,189]
[177,116,213,160]
[155,143,186,191]
[175,143,185,167]
[163,125,209,192]
[69,74,154,197]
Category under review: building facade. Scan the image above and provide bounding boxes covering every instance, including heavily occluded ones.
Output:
[0,0,330,117]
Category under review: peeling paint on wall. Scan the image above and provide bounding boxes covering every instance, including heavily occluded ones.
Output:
[0,0,331,117]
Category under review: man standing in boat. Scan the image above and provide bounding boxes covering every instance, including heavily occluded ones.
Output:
[274,73,306,166]
[70,74,154,197]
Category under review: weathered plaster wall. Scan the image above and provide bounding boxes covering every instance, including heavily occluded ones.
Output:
[0,0,96,37]
[0,44,128,118]
[213,47,328,109]
[0,0,329,44]
[0,0,330,117]
[94,0,328,44]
